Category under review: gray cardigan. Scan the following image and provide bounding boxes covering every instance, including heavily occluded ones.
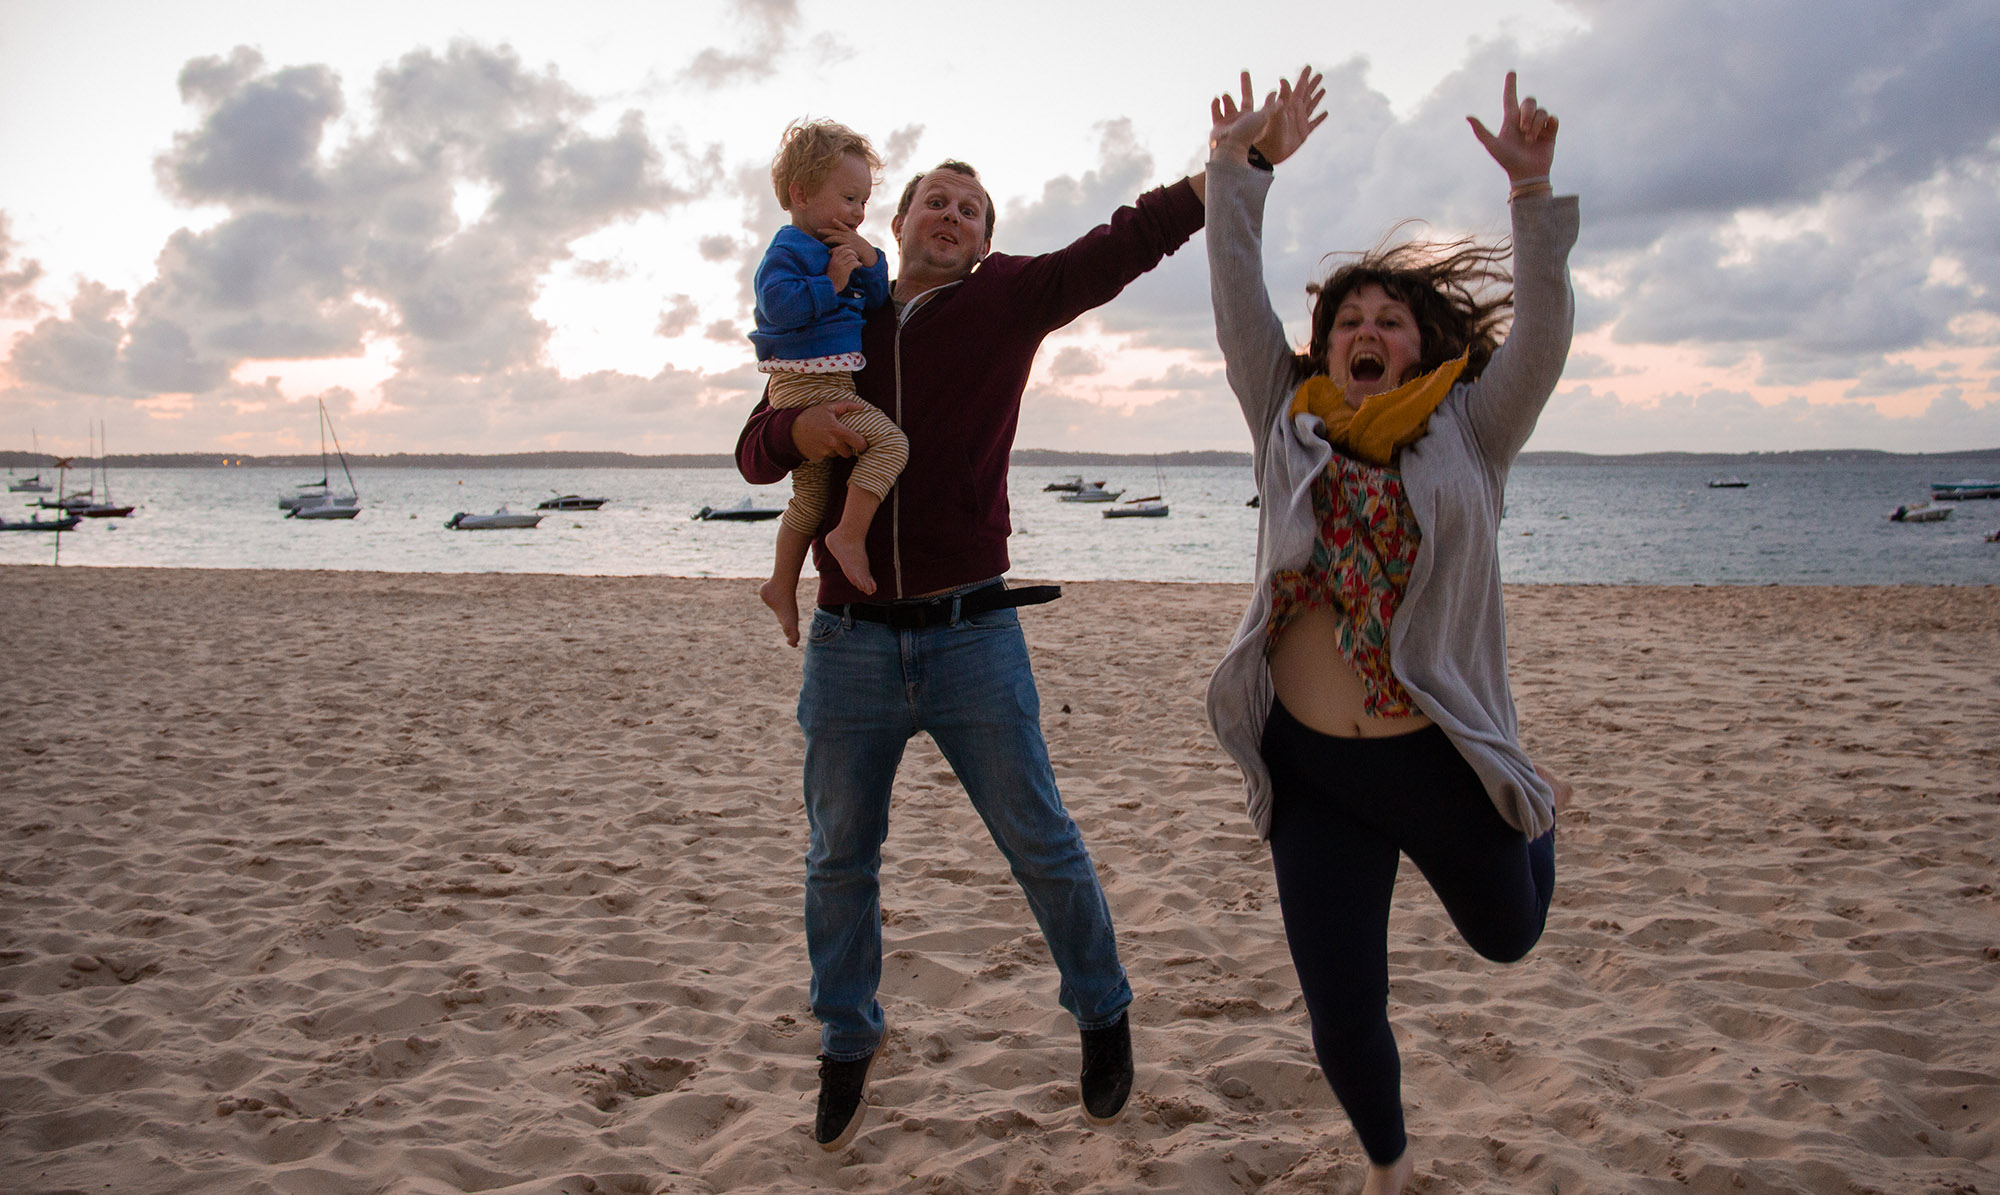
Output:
[1203,156,1579,840]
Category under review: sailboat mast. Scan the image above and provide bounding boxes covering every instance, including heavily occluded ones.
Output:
[322,400,360,498]
[99,419,114,504]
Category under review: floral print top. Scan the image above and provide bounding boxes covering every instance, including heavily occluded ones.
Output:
[1267,452,1422,717]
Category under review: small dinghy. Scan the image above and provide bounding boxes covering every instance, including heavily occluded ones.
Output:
[446,507,543,530]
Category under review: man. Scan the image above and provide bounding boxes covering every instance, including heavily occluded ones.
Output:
[736,157,1206,1151]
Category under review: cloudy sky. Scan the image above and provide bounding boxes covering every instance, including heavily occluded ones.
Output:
[3,0,1996,459]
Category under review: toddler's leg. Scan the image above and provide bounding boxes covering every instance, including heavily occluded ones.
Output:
[765,462,830,645]
[762,524,812,647]
[827,405,910,595]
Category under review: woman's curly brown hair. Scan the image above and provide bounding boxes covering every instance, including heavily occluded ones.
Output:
[1301,227,1515,384]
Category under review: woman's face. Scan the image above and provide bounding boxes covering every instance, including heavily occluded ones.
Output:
[1326,283,1423,406]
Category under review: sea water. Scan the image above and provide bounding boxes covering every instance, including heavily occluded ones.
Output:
[2,459,1994,584]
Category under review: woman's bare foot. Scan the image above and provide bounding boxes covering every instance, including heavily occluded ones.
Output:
[1534,762,1575,813]
[1360,1152,1415,1195]
[760,578,800,647]
[826,526,875,595]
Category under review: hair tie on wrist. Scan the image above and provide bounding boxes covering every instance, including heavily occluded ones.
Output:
[1246,146,1274,172]
[1508,175,1551,201]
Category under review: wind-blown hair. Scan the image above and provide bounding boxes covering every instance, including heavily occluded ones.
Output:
[1302,228,1515,384]
[771,119,882,210]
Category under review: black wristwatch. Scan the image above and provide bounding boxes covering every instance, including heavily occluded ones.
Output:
[1246,146,1274,172]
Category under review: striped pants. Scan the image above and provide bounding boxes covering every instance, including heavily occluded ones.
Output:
[766,372,909,538]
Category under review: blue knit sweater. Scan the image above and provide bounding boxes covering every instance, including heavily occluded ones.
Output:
[748,225,891,362]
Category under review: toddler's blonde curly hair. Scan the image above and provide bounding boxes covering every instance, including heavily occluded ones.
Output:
[771,120,882,210]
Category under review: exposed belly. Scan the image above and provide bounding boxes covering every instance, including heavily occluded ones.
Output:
[1267,605,1434,739]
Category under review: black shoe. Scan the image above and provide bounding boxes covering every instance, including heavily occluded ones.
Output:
[1079,1011,1133,1125]
[814,1049,876,1151]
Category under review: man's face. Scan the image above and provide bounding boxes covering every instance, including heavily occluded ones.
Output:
[892,171,992,282]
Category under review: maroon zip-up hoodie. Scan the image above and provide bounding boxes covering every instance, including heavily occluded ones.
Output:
[735,178,1204,605]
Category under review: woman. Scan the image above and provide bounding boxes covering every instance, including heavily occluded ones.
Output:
[1204,67,1576,1194]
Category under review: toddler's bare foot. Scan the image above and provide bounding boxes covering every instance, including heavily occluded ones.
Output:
[1534,763,1576,813]
[759,578,800,647]
[1360,1152,1415,1195]
[827,527,875,595]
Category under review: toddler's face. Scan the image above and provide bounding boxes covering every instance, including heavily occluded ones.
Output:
[792,152,873,240]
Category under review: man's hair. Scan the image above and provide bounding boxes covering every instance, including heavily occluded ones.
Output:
[1301,230,1515,384]
[771,120,882,210]
[895,160,997,241]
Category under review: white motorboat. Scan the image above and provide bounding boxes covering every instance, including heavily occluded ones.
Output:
[446,507,543,530]
[1930,478,2000,501]
[537,493,608,510]
[1888,501,1953,523]
[693,498,783,522]
[284,399,361,520]
[1058,484,1123,503]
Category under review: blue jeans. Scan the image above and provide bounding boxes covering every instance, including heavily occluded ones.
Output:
[798,598,1131,1060]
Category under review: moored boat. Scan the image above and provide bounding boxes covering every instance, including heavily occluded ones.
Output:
[537,494,608,510]
[1929,478,2000,501]
[1888,501,1953,523]
[694,498,783,522]
[446,507,542,530]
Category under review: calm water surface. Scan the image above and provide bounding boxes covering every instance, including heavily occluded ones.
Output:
[3,460,1994,584]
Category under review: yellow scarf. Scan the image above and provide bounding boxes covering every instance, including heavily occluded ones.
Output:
[1289,352,1468,466]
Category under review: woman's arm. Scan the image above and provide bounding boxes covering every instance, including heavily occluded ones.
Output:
[1205,68,1325,453]
[1458,71,1577,464]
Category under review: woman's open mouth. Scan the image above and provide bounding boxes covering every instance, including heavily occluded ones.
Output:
[1349,352,1386,383]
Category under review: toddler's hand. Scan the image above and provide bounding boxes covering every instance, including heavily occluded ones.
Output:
[823,228,878,269]
[826,244,860,292]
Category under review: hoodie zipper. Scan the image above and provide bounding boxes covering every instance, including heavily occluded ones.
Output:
[888,280,961,598]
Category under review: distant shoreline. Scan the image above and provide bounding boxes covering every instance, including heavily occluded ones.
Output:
[6,446,1999,470]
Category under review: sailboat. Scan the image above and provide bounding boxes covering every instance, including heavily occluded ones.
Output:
[7,430,53,493]
[287,399,361,520]
[1104,459,1170,519]
[75,420,134,518]
[3,457,81,532]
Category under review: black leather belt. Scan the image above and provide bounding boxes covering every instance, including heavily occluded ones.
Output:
[822,583,1061,630]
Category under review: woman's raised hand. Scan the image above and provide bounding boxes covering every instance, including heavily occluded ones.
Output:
[1467,70,1557,183]
[1210,65,1325,167]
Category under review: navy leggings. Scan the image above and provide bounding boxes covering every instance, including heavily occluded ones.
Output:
[1262,699,1555,1165]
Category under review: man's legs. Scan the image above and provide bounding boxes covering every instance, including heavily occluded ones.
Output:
[916,607,1131,1028]
[798,608,913,1061]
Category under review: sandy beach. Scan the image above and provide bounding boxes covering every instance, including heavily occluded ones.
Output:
[1,566,1995,1194]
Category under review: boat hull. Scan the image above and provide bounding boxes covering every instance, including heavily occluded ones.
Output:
[694,503,782,521]
[0,515,80,532]
[447,511,542,529]
[291,497,361,520]
[1930,480,2000,501]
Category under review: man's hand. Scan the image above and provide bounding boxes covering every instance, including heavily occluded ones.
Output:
[791,401,868,461]
[1255,65,1326,167]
